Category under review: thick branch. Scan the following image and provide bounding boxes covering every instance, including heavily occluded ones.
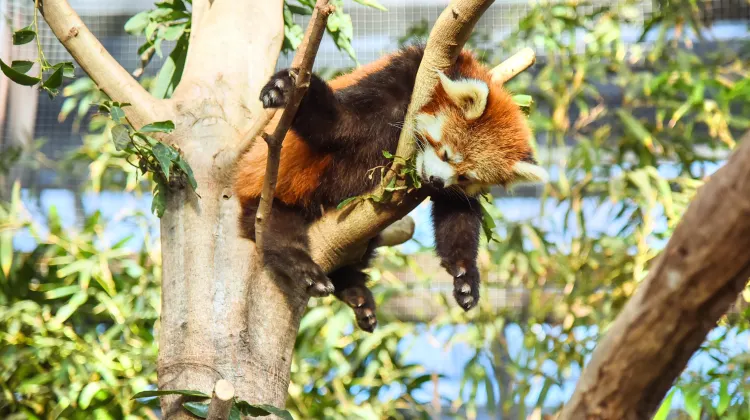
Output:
[254,0,334,254]
[559,130,750,419]
[37,0,169,128]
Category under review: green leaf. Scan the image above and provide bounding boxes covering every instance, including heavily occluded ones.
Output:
[151,181,167,218]
[716,380,730,416]
[382,150,393,159]
[175,156,198,190]
[110,106,126,123]
[151,36,188,99]
[652,389,674,420]
[124,11,150,34]
[478,198,497,242]
[287,4,313,15]
[41,66,64,97]
[163,24,186,41]
[79,382,103,409]
[182,402,209,418]
[353,0,388,11]
[229,405,242,420]
[132,389,210,399]
[10,60,33,74]
[53,61,76,78]
[12,26,36,45]
[512,94,533,108]
[0,58,41,86]
[140,120,175,133]
[153,142,178,180]
[235,400,294,420]
[684,388,701,420]
[52,291,88,324]
[1,230,11,278]
[111,125,131,151]
[337,196,360,210]
[616,109,654,151]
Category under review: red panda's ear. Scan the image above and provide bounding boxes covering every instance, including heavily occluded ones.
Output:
[437,71,489,120]
[508,161,548,187]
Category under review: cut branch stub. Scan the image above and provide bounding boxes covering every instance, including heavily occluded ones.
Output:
[206,379,235,420]
[254,0,334,254]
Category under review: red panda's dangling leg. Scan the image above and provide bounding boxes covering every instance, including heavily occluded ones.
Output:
[331,267,377,332]
[430,192,483,310]
[239,199,334,297]
[329,240,379,332]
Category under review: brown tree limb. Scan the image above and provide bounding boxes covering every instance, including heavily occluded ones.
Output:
[206,380,235,420]
[254,0,335,254]
[37,0,169,128]
[558,129,750,419]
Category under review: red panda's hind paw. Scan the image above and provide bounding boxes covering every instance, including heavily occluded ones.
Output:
[260,70,293,109]
[452,265,480,311]
[336,284,378,332]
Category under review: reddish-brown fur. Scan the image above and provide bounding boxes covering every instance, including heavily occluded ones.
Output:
[235,130,332,207]
[235,48,530,207]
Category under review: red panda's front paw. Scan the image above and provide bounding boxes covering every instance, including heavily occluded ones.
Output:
[446,263,480,311]
[260,70,294,109]
[305,274,335,297]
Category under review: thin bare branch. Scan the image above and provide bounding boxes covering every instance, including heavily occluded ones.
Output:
[490,47,536,84]
[206,380,235,420]
[37,0,169,128]
[558,130,750,419]
[254,0,335,254]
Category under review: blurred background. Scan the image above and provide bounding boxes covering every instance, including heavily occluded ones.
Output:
[1,0,749,418]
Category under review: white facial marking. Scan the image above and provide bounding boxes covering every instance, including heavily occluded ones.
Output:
[510,161,549,185]
[419,145,456,186]
[437,71,489,120]
[453,153,464,164]
[415,112,445,143]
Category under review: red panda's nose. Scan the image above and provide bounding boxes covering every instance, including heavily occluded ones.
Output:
[429,176,445,188]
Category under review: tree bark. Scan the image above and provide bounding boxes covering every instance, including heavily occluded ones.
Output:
[558,130,750,419]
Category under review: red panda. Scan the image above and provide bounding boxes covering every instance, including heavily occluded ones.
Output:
[234,45,547,332]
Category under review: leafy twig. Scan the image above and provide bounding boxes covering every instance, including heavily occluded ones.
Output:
[254,0,336,255]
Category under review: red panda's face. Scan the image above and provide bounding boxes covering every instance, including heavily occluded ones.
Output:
[414,71,548,194]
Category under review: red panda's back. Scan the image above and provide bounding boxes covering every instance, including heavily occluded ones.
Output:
[234,50,404,209]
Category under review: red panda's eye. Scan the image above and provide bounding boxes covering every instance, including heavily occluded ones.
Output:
[458,174,469,183]
[441,150,449,161]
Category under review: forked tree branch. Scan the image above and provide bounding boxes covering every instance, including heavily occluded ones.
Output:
[558,130,750,419]
[254,0,334,254]
[37,0,169,128]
